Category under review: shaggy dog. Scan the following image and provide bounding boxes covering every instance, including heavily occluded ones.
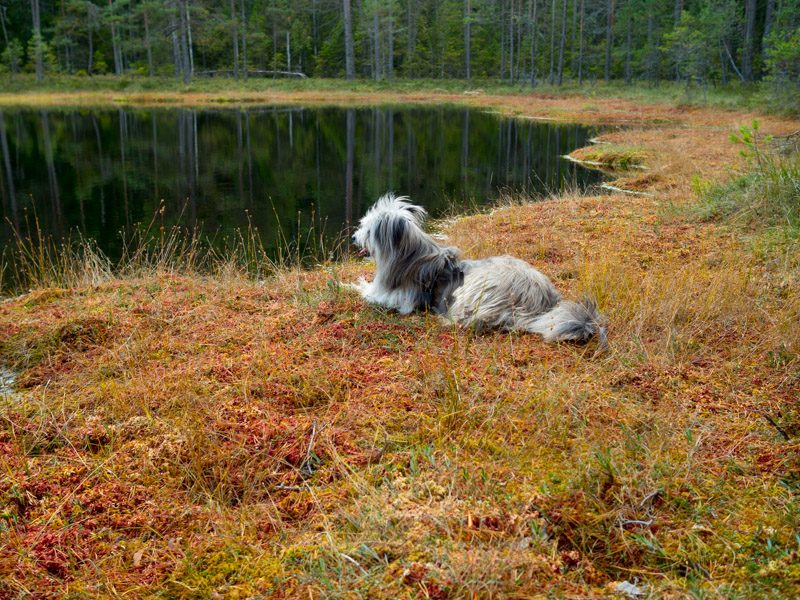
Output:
[351,193,606,344]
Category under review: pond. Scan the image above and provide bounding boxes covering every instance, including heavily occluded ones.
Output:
[0,106,601,266]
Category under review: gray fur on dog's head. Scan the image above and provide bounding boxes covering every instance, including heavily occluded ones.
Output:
[352,193,463,313]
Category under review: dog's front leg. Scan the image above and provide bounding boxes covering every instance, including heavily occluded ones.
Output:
[382,288,418,314]
[349,278,417,314]
[348,277,387,307]
[348,277,373,296]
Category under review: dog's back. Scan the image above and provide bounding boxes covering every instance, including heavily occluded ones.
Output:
[448,256,561,330]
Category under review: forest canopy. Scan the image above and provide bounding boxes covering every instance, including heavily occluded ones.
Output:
[1,1,799,98]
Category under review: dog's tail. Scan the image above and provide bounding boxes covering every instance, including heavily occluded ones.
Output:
[522,297,606,346]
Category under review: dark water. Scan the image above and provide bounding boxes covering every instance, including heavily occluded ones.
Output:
[0,106,601,263]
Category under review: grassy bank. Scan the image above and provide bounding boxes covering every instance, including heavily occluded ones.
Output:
[1,92,799,597]
[0,75,792,117]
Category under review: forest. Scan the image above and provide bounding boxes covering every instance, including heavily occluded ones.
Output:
[1,0,799,97]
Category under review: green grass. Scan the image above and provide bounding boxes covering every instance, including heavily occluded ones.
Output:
[694,125,800,233]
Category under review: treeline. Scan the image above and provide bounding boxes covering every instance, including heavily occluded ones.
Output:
[1,1,799,90]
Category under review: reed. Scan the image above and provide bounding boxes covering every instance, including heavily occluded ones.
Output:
[1,204,347,298]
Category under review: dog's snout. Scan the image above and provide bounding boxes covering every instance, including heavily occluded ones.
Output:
[351,234,357,245]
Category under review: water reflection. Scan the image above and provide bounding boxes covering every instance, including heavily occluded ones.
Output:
[0,106,601,262]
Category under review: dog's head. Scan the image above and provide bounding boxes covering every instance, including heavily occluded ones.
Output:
[351,193,427,260]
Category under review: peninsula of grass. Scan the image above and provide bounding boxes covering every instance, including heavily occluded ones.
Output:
[1,85,799,598]
[568,144,650,171]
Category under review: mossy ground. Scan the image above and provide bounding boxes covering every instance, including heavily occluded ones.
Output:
[1,89,799,598]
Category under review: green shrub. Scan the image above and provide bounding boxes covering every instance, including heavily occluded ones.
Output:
[1,39,23,74]
[764,27,800,115]
[697,122,800,230]
[92,49,108,75]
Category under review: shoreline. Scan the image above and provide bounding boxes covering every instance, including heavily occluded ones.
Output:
[0,78,791,126]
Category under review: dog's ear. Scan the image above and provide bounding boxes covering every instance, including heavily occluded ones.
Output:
[404,204,427,223]
[391,216,407,247]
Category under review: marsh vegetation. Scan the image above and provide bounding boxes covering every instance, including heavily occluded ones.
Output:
[1,90,799,596]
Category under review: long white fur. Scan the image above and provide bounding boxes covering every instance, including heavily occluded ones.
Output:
[350,193,605,344]
[349,196,426,314]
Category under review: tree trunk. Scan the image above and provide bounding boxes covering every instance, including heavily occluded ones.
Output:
[723,39,745,81]
[286,31,291,71]
[549,0,556,83]
[509,0,515,82]
[719,40,728,85]
[236,110,244,205]
[762,0,776,67]
[673,0,682,80]
[387,108,394,186]
[0,110,17,227]
[345,109,354,228]
[342,0,355,79]
[40,112,62,228]
[151,112,159,199]
[179,0,191,84]
[230,0,239,79]
[645,9,654,83]
[764,0,775,40]
[557,0,567,85]
[143,9,153,77]
[387,3,394,79]
[461,111,469,192]
[529,0,538,86]
[464,0,471,80]
[604,0,615,82]
[373,9,380,80]
[624,13,632,84]
[516,2,524,77]
[190,111,198,217]
[500,2,505,79]
[30,0,44,82]
[407,0,416,76]
[0,6,8,48]
[271,1,277,78]
[312,0,319,57]
[577,0,584,84]
[88,26,94,74]
[118,109,129,227]
[240,0,248,79]
[245,112,253,203]
[186,2,194,74]
[108,0,123,75]
[171,9,181,78]
[743,0,756,81]
[570,0,578,74]
[59,0,72,74]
